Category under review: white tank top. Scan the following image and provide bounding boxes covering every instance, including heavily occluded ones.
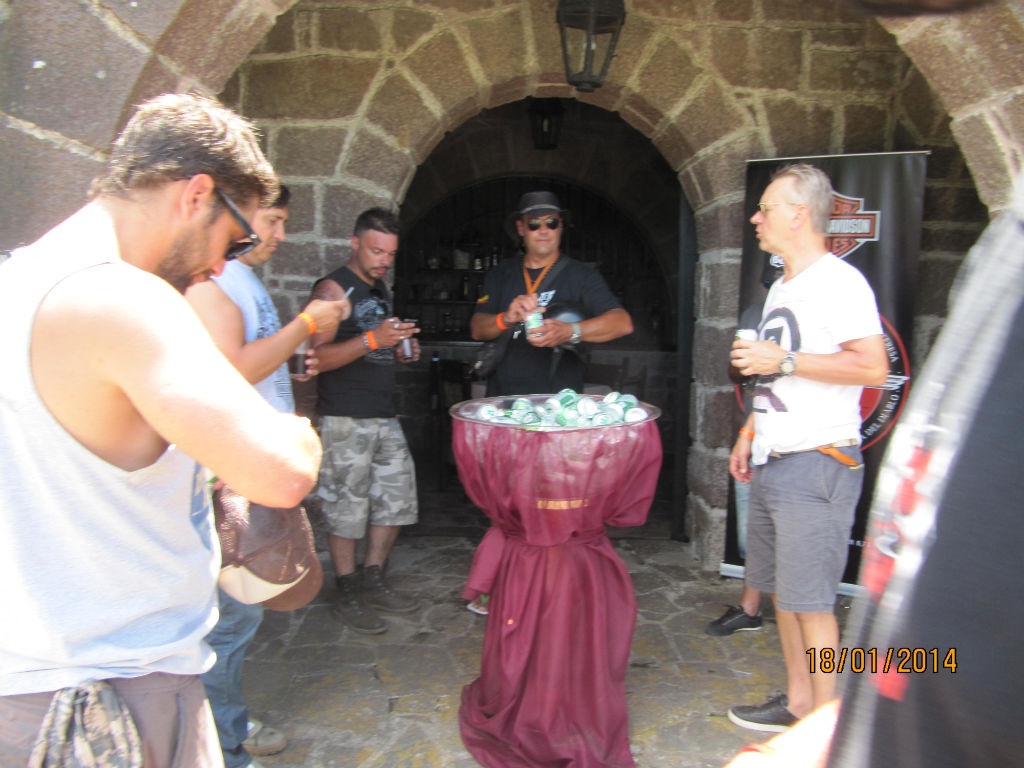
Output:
[0,215,219,695]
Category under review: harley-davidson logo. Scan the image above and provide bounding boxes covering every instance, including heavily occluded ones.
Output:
[827,192,880,259]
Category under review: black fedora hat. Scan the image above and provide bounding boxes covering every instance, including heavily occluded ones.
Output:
[504,191,568,240]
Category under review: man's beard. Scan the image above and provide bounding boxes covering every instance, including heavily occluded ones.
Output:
[155,225,213,294]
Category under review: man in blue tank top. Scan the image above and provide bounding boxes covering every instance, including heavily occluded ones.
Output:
[186,186,350,768]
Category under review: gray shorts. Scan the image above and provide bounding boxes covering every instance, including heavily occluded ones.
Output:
[745,446,863,612]
[316,415,418,539]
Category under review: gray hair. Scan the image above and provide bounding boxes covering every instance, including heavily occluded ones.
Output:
[772,163,834,235]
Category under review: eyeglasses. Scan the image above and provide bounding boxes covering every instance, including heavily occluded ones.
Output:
[526,216,561,231]
[215,188,261,260]
[756,202,798,214]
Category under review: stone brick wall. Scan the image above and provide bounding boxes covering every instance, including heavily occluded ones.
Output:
[4,0,1023,570]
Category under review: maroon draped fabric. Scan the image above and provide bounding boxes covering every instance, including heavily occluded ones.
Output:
[453,403,662,768]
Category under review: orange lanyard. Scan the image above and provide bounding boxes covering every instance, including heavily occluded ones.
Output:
[522,257,557,295]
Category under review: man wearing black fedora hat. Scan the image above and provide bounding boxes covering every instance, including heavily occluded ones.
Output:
[470,190,633,396]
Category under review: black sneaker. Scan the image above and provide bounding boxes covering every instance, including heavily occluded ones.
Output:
[333,573,387,634]
[728,694,798,732]
[705,605,763,636]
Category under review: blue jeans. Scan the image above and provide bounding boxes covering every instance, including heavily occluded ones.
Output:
[201,588,264,768]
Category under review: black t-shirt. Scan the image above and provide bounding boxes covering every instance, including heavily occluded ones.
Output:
[475,255,623,396]
[315,266,396,418]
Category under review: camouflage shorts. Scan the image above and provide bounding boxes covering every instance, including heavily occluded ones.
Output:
[316,415,419,538]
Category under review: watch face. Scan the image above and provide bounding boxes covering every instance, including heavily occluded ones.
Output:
[780,354,796,375]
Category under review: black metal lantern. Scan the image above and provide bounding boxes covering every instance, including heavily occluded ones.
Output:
[527,98,565,150]
[556,0,626,92]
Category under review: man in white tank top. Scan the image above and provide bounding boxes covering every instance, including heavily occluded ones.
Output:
[0,93,324,766]
[186,186,349,768]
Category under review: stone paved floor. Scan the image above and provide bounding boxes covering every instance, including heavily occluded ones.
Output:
[243,486,851,768]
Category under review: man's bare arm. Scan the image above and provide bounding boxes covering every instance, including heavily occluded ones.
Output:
[308,279,409,373]
[308,278,368,372]
[185,280,349,384]
[731,334,888,387]
[525,307,634,348]
[32,265,320,507]
[577,308,633,343]
[470,293,539,341]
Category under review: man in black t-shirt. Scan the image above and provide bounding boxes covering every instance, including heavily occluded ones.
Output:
[471,191,633,396]
[309,208,420,635]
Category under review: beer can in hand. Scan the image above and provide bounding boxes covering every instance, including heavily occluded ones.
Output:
[400,319,417,359]
[735,329,758,341]
[288,339,309,379]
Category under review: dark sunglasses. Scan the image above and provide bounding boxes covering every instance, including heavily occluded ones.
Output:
[215,188,261,260]
[526,216,561,232]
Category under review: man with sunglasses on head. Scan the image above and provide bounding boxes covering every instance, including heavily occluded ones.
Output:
[307,208,421,635]
[726,163,888,735]
[471,190,633,397]
[186,185,350,768]
[0,93,323,765]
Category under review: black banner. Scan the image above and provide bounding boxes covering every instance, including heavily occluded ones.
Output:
[725,152,926,588]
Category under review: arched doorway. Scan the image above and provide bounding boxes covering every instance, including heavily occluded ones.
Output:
[397,98,692,535]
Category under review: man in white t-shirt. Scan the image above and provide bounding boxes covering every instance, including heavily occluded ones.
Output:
[726,164,888,733]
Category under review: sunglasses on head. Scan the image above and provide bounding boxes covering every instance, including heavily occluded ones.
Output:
[526,216,561,232]
[215,188,261,260]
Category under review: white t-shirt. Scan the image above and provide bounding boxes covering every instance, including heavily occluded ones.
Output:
[751,253,882,465]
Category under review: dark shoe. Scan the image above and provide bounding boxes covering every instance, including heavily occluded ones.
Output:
[360,564,419,614]
[332,573,387,634]
[705,605,763,636]
[728,694,798,732]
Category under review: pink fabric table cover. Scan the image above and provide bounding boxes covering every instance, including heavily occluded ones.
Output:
[453,396,662,768]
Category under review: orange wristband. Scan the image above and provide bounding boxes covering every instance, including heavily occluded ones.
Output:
[365,331,378,351]
[298,311,317,335]
[739,742,777,756]
[739,428,755,440]
[495,314,509,330]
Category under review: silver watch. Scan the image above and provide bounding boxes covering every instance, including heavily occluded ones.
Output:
[779,351,796,376]
[569,322,582,345]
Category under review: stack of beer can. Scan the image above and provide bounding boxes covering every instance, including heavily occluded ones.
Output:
[470,389,648,430]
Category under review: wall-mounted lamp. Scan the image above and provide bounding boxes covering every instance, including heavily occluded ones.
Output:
[527,98,565,150]
[556,0,626,92]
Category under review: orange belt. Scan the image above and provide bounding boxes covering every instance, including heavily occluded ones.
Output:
[769,439,863,470]
[816,444,864,469]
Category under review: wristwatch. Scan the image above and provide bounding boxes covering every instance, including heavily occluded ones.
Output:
[569,322,582,345]
[779,351,797,376]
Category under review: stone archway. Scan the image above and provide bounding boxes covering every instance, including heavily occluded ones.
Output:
[3,0,1023,565]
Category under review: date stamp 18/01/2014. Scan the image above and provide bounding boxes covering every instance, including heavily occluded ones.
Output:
[807,647,957,674]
